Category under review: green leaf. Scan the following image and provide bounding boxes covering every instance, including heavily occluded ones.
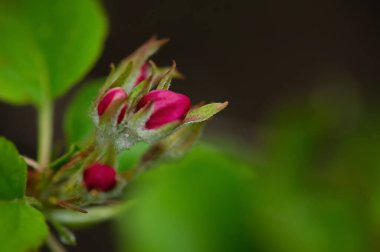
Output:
[64,79,103,146]
[0,0,107,105]
[183,102,228,125]
[0,137,48,251]
[0,136,26,200]
[0,201,48,252]
[117,142,150,172]
[115,143,255,252]
[50,144,80,171]
[107,37,168,93]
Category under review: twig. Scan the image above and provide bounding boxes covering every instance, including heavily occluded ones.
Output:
[57,200,88,214]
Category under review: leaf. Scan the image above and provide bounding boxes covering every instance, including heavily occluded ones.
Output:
[183,102,228,125]
[109,37,169,93]
[50,145,81,171]
[156,61,177,90]
[147,123,204,161]
[64,79,103,146]
[0,136,26,200]
[115,143,255,252]
[117,142,150,172]
[0,137,48,251]
[0,201,48,252]
[0,0,107,105]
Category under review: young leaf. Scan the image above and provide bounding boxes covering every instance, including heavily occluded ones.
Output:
[0,202,49,252]
[0,0,107,105]
[183,102,228,125]
[0,136,27,200]
[64,79,103,146]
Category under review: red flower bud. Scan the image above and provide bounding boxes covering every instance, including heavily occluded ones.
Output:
[134,63,149,86]
[136,90,191,129]
[83,163,117,192]
[97,87,128,124]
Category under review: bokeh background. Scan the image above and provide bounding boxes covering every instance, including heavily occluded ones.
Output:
[0,0,379,251]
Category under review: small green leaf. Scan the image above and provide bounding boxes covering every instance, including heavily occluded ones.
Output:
[110,37,169,92]
[0,202,48,252]
[64,79,103,146]
[0,0,107,105]
[156,61,177,90]
[50,145,81,171]
[155,123,204,158]
[0,136,26,200]
[183,102,228,125]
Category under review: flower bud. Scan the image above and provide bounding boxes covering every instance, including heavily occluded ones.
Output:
[134,63,149,86]
[97,87,128,124]
[83,163,117,192]
[136,90,191,129]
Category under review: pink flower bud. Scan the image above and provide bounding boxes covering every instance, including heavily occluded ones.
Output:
[83,163,117,192]
[134,63,149,86]
[136,90,191,129]
[97,87,128,124]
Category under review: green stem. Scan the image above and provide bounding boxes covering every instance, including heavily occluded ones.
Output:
[46,232,67,252]
[37,98,53,168]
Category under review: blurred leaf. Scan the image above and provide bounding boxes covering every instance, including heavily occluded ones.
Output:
[117,142,150,172]
[64,79,103,146]
[0,137,48,251]
[115,143,255,252]
[248,88,372,252]
[0,201,48,252]
[0,0,107,105]
[0,136,26,200]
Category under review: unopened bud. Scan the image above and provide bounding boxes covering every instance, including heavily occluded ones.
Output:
[134,63,150,86]
[83,163,117,192]
[136,90,191,129]
[97,87,128,124]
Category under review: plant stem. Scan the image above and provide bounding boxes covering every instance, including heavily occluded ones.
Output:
[38,98,53,168]
[46,232,67,252]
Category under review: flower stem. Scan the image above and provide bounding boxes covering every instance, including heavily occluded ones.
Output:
[46,232,67,252]
[37,98,53,168]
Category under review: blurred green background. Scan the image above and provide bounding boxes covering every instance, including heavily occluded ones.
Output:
[111,83,380,252]
[0,0,379,251]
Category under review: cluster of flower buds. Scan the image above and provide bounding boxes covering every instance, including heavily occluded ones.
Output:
[83,37,227,192]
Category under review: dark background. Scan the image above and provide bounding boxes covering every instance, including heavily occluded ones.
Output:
[1,0,379,250]
[0,0,378,156]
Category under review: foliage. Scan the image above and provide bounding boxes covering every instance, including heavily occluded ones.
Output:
[0,0,107,106]
[0,0,228,251]
[0,137,48,252]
